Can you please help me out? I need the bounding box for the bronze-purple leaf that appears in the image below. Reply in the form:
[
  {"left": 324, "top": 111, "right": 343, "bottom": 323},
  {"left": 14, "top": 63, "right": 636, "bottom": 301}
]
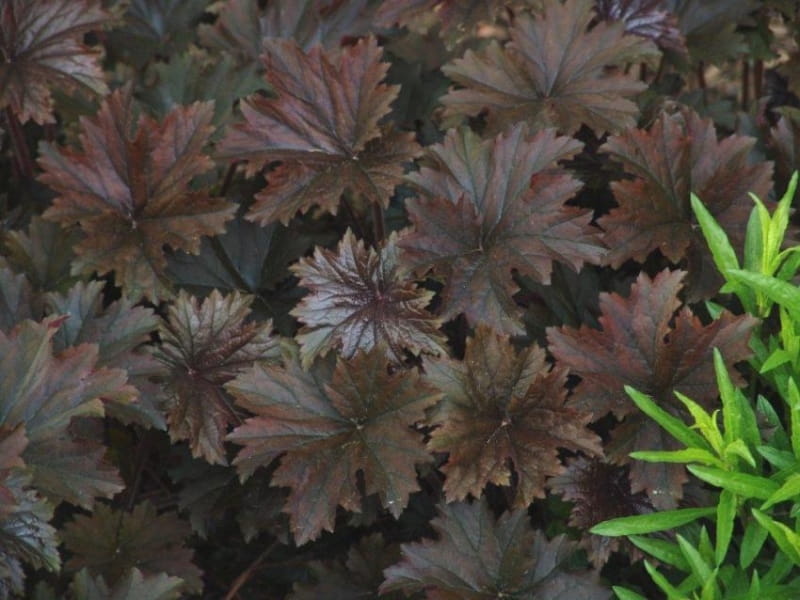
[
  {"left": 291, "top": 230, "right": 446, "bottom": 368},
  {"left": 39, "top": 87, "right": 236, "bottom": 300},
  {"left": 440, "top": 0, "right": 657, "bottom": 135},
  {"left": 0, "top": 0, "right": 110, "bottom": 124},
  {"left": 547, "top": 269, "right": 757, "bottom": 508},
  {"left": 217, "top": 36, "right": 420, "bottom": 225},
  {"left": 226, "top": 346, "right": 441, "bottom": 545},
  {"left": 399, "top": 124, "right": 604, "bottom": 334},
  {"left": 426, "top": 325, "right": 602, "bottom": 507}
]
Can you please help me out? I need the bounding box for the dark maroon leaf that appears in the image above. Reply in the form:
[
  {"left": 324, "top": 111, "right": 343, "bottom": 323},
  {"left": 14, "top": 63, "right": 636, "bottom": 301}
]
[
  {"left": 399, "top": 124, "right": 604, "bottom": 334},
  {"left": 226, "top": 345, "right": 441, "bottom": 544},
  {"left": 550, "top": 456, "right": 651, "bottom": 566},
  {"left": 440, "top": 0, "right": 657, "bottom": 135},
  {"left": 61, "top": 502, "right": 202, "bottom": 594},
  {"left": 217, "top": 36, "right": 420, "bottom": 225},
  {"left": 156, "top": 290, "right": 278, "bottom": 465},
  {"left": 598, "top": 105, "right": 773, "bottom": 273},
  {"left": 0, "top": 0, "right": 110, "bottom": 124},
  {"left": 547, "top": 269, "right": 757, "bottom": 507},
  {"left": 0, "top": 318, "right": 133, "bottom": 508},
  {"left": 426, "top": 326, "right": 602, "bottom": 507},
  {"left": 595, "top": 0, "right": 687, "bottom": 55},
  {"left": 381, "top": 499, "right": 611, "bottom": 599},
  {"left": 291, "top": 230, "right": 445, "bottom": 367},
  {"left": 39, "top": 87, "right": 236, "bottom": 300}
]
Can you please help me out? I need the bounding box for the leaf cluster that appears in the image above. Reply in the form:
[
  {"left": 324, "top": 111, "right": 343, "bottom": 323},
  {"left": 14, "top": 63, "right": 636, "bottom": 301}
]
[{"left": 1, "top": 0, "right": 799, "bottom": 597}]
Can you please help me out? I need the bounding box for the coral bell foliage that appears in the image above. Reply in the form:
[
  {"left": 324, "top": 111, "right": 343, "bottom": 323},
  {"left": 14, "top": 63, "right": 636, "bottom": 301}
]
[{"left": 1, "top": 0, "right": 799, "bottom": 597}]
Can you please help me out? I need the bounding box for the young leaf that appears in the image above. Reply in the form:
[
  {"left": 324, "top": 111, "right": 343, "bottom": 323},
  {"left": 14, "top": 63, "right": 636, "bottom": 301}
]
[
  {"left": 217, "top": 36, "right": 420, "bottom": 225},
  {"left": 156, "top": 290, "right": 278, "bottom": 465},
  {"left": 400, "top": 124, "right": 604, "bottom": 334},
  {"left": 440, "top": 0, "right": 656, "bottom": 135},
  {"left": 381, "top": 499, "right": 611, "bottom": 599},
  {"left": 290, "top": 230, "right": 445, "bottom": 367},
  {"left": 426, "top": 325, "right": 602, "bottom": 507},
  {"left": 0, "top": 0, "right": 110, "bottom": 124},
  {"left": 599, "top": 106, "right": 773, "bottom": 273},
  {"left": 39, "top": 87, "right": 236, "bottom": 300},
  {"left": 226, "top": 346, "right": 441, "bottom": 544},
  {"left": 61, "top": 502, "right": 202, "bottom": 593},
  {"left": 595, "top": 0, "right": 687, "bottom": 54},
  {"left": 548, "top": 269, "right": 756, "bottom": 507},
  {"left": 550, "top": 456, "right": 651, "bottom": 566}
]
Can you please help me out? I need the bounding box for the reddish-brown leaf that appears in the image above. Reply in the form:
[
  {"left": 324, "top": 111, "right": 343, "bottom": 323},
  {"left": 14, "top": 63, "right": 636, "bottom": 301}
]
[
  {"left": 550, "top": 456, "right": 650, "bottom": 566},
  {"left": 599, "top": 106, "right": 773, "bottom": 269},
  {"left": 218, "top": 36, "right": 420, "bottom": 225},
  {"left": 399, "top": 124, "right": 604, "bottom": 334},
  {"left": 156, "top": 290, "right": 278, "bottom": 465},
  {"left": 440, "top": 0, "right": 656, "bottom": 135},
  {"left": 426, "top": 326, "right": 602, "bottom": 507},
  {"left": 291, "top": 230, "right": 445, "bottom": 368},
  {"left": 39, "top": 87, "right": 236, "bottom": 300},
  {"left": 0, "top": 425, "right": 27, "bottom": 519},
  {"left": 381, "top": 499, "right": 611, "bottom": 599},
  {"left": 226, "top": 346, "right": 441, "bottom": 545},
  {"left": 0, "top": 0, "right": 110, "bottom": 124},
  {"left": 547, "top": 269, "right": 757, "bottom": 507}
]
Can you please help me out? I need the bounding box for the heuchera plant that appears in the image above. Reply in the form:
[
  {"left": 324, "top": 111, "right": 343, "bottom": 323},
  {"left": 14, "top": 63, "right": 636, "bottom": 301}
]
[{"left": 1, "top": 0, "right": 800, "bottom": 597}]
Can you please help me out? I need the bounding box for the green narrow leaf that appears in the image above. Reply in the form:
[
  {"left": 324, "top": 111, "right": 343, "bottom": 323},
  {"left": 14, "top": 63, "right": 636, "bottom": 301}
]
[
  {"left": 761, "top": 473, "right": 800, "bottom": 510},
  {"left": 643, "top": 560, "right": 685, "bottom": 599},
  {"left": 613, "top": 586, "right": 648, "bottom": 600},
  {"left": 740, "top": 517, "right": 769, "bottom": 569},
  {"left": 752, "top": 508, "right": 800, "bottom": 565},
  {"left": 625, "top": 386, "right": 709, "bottom": 451},
  {"left": 728, "top": 270, "right": 800, "bottom": 320},
  {"left": 743, "top": 199, "right": 764, "bottom": 275},
  {"left": 715, "top": 489, "right": 736, "bottom": 565},
  {"left": 591, "top": 507, "right": 716, "bottom": 536},
  {"left": 629, "top": 448, "right": 723, "bottom": 467},
  {"left": 687, "top": 465, "right": 779, "bottom": 500},
  {"left": 691, "top": 192, "right": 740, "bottom": 275},
  {"left": 628, "top": 535, "right": 689, "bottom": 570},
  {"left": 676, "top": 533, "right": 713, "bottom": 582},
  {"left": 787, "top": 378, "right": 800, "bottom": 458},
  {"left": 760, "top": 348, "right": 793, "bottom": 374},
  {"left": 675, "top": 391, "right": 724, "bottom": 453},
  {"left": 723, "top": 439, "right": 757, "bottom": 469},
  {"left": 766, "top": 171, "right": 798, "bottom": 272}
]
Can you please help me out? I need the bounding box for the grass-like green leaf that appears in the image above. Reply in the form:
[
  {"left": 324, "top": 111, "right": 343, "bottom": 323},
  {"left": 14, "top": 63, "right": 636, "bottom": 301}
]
[{"left": 591, "top": 507, "right": 715, "bottom": 536}]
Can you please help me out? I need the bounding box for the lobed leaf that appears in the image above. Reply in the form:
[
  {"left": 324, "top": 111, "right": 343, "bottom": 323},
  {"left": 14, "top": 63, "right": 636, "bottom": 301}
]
[
  {"left": 440, "top": 0, "right": 656, "bottom": 135},
  {"left": 218, "top": 36, "right": 420, "bottom": 225},
  {"left": 39, "top": 87, "right": 236, "bottom": 300},
  {"left": 0, "top": 0, "right": 110, "bottom": 124},
  {"left": 400, "top": 124, "right": 604, "bottom": 334},
  {"left": 291, "top": 230, "right": 445, "bottom": 367},
  {"left": 226, "top": 346, "right": 441, "bottom": 544},
  {"left": 156, "top": 290, "right": 278, "bottom": 465},
  {"left": 425, "top": 325, "right": 602, "bottom": 507},
  {"left": 381, "top": 499, "right": 611, "bottom": 599}
]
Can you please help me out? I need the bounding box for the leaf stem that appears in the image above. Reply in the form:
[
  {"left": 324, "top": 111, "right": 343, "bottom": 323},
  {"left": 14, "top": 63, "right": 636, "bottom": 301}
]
[
  {"left": 341, "top": 194, "right": 367, "bottom": 240},
  {"left": 223, "top": 541, "right": 278, "bottom": 600},
  {"left": 371, "top": 201, "right": 385, "bottom": 244},
  {"left": 4, "top": 107, "right": 35, "bottom": 179},
  {"left": 220, "top": 161, "right": 239, "bottom": 199}
]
